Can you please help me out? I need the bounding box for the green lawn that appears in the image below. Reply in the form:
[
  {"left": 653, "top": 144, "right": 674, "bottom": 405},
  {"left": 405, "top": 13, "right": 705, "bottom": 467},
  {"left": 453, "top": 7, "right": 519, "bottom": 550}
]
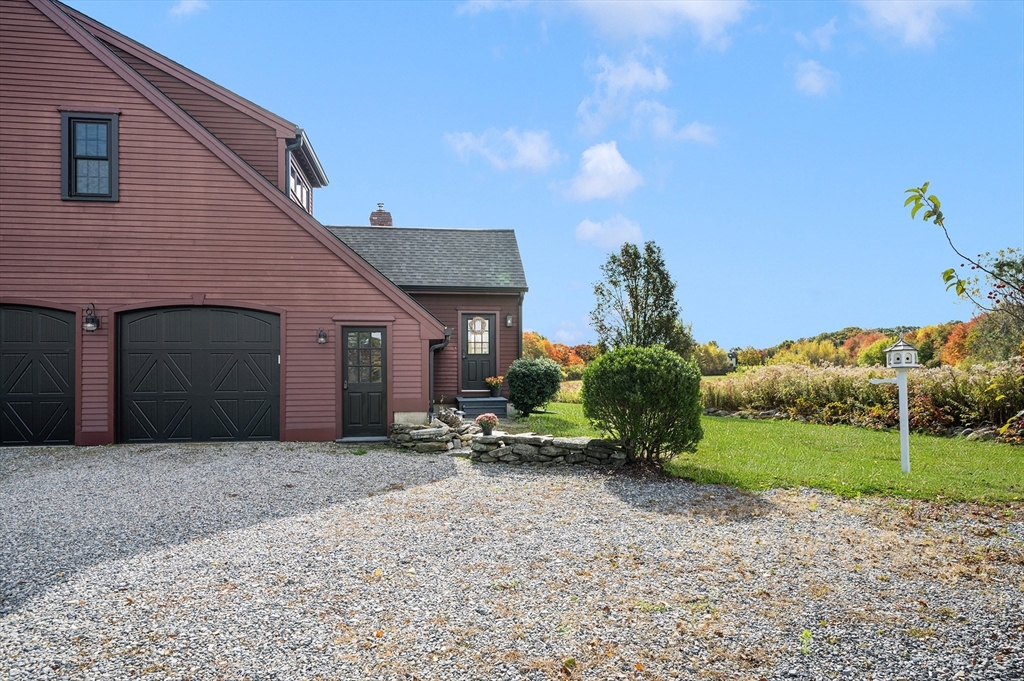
[{"left": 514, "top": 403, "right": 1022, "bottom": 503}]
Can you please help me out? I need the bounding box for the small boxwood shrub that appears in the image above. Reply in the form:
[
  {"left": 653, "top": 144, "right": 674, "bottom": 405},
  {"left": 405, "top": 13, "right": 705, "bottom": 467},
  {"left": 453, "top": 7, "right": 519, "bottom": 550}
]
[
  {"left": 507, "top": 357, "right": 563, "bottom": 417},
  {"left": 581, "top": 345, "right": 703, "bottom": 462}
]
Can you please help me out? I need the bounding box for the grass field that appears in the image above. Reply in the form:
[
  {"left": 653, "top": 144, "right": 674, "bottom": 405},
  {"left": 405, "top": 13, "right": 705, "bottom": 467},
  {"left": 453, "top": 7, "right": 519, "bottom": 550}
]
[{"left": 513, "top": 403, "right": 1022, "bottom": 504}]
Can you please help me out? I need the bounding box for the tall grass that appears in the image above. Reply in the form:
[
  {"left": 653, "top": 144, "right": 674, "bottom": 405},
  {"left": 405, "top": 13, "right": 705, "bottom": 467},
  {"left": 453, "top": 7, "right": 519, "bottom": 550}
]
[{"left": 701, "top": 360, "right": 1024, "bottom": 431}]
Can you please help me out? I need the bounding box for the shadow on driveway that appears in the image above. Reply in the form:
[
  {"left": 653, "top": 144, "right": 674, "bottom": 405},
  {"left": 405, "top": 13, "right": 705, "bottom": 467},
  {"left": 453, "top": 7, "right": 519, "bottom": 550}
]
[
  {"left": 0, "top": 441, "right": 456, "bottom": 615},
  {"left": 472, "top": 458, "right": 774, "bottom": 522}
]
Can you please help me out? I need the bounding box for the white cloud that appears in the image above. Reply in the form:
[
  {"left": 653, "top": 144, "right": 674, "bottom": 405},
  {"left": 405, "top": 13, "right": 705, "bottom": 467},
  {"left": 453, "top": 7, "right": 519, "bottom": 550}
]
[
  {"left": 856, "top": 0, "right": 969, "bottom": 48},
  {"left": 169, "top": 0, "right": 208, "bottom": 17},
  {"left": 572, "top": 0, "right": 751, "bottom": 46},
  {"left": 565, "top": 142, "right": 643, "bottom": 201},
  {"left": 795, "top": 60, "right": 839, "bottom": 97},
  {"left": 575, "top": 214, "right": 643, "bottom": 250},
  {"left": 578, "top": 54, "right": 669, "bottom": 135},
  {"left": 445, "top": 128, "right": 563, "bottom": 171},
  {"left": 633, "top": 100, "right": 715, "bottom": 143},
  {"left": 456, "top": 0, "right": 521, "bottom": 15},
  {"left": 457, "top": 1, "right": 750, "bottom": 46},
  {"left": 796, "top": 17, "right": 837, "bottom": 50}
]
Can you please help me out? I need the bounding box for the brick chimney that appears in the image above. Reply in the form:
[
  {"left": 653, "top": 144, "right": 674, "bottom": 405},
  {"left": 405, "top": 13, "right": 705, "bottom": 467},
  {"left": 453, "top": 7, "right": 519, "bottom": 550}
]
[{"left": 369, "top": 203, "right": 392, "bottom": 227}]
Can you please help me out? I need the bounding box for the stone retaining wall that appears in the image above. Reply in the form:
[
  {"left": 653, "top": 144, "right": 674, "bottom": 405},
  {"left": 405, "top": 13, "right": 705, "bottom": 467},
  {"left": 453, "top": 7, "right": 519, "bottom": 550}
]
[{"left": 389, "top": 421, "right": 626, "bottom": 466}]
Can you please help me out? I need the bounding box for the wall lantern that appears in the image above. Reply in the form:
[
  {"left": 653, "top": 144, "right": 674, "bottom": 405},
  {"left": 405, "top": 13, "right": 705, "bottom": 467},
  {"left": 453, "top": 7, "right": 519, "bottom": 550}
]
[
  {"left": 505, "top": 314, "right": 513, "bottom": 328},
  {"left": 869, "top": 334, "right": 920, "bottom": 473},
  {"left": 317, "top": 328, "right": 328, "bottom": 345},
  {"left": 82, "top": 303, "right": 100, "bottom": 332}
]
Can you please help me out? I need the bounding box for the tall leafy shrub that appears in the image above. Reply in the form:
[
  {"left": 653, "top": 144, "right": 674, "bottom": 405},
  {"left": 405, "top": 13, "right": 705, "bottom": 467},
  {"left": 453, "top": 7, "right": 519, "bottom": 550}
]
[
  {"left": 507, "top": 358, "right": 562, "bottom": 417},
  {"left": 582, "top": 346, "right": 703, "bottom": 462}
]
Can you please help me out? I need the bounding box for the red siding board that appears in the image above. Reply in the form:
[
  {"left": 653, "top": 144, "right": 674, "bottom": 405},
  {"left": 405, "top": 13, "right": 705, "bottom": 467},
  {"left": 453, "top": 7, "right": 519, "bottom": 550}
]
[
  {"left": 0, "top": 0, "right": 427, "bottom": 444},
  {"left": 102, "top": 43, "right": 281, "bottom": 187},
  {"left": 411, "top": 293, "right": 522, "bottom": 402}
]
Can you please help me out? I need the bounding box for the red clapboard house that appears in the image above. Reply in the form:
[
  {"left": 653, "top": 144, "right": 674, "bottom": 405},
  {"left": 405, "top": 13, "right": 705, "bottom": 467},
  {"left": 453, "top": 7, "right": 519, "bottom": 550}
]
[{"left": 0, "top": 0, "right": 527, "bottom": 446}]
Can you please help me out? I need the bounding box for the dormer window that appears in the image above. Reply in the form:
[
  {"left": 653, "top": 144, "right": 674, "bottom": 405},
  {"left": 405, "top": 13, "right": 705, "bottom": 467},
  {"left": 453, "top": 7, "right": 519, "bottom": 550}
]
[{"left": 289, "top": 161, "right": 311, "bottom": 213}]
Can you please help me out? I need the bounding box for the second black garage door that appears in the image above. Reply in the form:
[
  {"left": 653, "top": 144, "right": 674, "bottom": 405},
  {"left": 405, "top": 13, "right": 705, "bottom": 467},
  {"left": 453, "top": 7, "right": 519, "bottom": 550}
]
[{"left": 119, "top": 307, "right": 279, "bottom": 442}]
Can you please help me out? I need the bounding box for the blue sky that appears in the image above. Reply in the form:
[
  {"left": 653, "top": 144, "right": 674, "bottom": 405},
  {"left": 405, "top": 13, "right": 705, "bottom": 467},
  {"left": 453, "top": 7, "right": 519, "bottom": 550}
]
[{"left": 66, "top": 0, "right": 1024, "bottom": 349}]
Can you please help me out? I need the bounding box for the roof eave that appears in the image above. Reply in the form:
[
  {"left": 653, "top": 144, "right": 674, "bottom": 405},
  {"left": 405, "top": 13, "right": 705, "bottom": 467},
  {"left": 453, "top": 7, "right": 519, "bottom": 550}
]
[
  {"left": 291, "top": 129, "right": 329, "bottom": 187},
  {"left": 401, "top": 285, "right": 529, "bottom": 294}
]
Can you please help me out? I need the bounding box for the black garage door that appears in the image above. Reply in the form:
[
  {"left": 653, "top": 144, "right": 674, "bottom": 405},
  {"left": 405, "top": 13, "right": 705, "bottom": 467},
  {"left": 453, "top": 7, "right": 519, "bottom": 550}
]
[
  {"left": 119, "top": 307, "right": 279, "bottom": 442},
  {"left": 1, "top": 306, "right": 76, "bottom": 446}
]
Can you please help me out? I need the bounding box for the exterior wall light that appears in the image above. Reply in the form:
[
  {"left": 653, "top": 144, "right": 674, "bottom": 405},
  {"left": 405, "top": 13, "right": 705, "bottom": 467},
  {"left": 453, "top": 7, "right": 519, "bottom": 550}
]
[
  {"left": 82, "top": 303, "right": 100, "bottom": 332},
  {"left": 505, "top": 314, "right": 513, "bottom": 327},
  {"left": 869, "top": 334, "right": 920, "bottom": 473},
  {"left": 317, "top": 328, "right": 328, "bottom": 345}
]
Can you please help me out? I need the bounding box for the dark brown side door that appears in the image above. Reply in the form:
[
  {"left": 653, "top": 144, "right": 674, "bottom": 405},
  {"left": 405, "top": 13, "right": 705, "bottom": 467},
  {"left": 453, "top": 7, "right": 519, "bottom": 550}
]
[
  {"left": 118, "top": 307, "right": 279, "bottom": 442},
  {"left": 461, "top": 313, "right": 495, "bottom": 392},
  {"left": 342, "top": 327, "right": 386, "bottom": 437},
  {"left": 0, "top": 306, "right": 76, "bottom": 446}
]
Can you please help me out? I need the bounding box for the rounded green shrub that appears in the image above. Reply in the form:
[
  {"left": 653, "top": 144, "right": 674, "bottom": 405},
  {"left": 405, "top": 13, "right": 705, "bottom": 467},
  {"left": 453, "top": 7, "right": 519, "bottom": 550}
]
[
  {"left": 507, "top": 357, "right": 562, "bottom": 417},
  {"left": 581, "top": 345, "right": 703, "bottom": 462}
]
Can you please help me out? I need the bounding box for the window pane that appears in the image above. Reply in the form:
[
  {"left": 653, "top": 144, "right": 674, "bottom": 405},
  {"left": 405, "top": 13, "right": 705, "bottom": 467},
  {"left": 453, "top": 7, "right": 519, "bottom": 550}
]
[
  {"left": 371, "top": 349, "right": 381, "bottom": 366},
  {"left": 359, "top": 332, "right": 370, "bottom": 348},
  {"left": 76, "top": 159, "right": 109, "bottom": 195},
  {"left": 348, "top": 366, "right": 359, "bottom": 382},
  {"left": 371, "top": 366, "right": 381, "bottom": 383},
  {"left": 347, "top": 349, "right": 358, "bottom": 366},
  {"left": 347, "top": 332, "right": 358, "bottom": 349},
  {"left": 360, "top": 367, "right": 371, "bottom": 383},
  {"left": 359, "top": 349, "right": 370, "bottom": 365},
  {"left": 74, "top": 122, "right": 106, "bottom": 157},
  {"left": 371, "top": 332, "right": 382, "bottom": 347}
]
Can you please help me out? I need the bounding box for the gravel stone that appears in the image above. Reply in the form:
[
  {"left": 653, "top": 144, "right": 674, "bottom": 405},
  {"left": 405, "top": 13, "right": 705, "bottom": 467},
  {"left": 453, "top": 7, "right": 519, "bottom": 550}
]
[{"left": 2, "top": 441, "right": 1021, "bottom": 680}]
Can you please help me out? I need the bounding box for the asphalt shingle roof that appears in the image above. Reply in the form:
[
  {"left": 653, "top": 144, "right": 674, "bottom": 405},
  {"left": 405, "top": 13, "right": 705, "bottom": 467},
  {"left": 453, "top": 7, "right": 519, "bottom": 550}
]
[{"left": 327, "top": 226, "right": 528, "bottom": 292}]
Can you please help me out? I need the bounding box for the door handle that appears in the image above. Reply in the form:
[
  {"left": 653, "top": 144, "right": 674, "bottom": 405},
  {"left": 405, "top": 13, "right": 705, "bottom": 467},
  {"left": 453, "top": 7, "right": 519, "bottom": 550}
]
[{"left": 343, "top": 380, "right": 348, "bottom": 390}]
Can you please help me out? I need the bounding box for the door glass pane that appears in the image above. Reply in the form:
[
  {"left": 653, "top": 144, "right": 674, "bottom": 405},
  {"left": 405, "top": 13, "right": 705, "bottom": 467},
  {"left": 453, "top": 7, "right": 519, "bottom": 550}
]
[
  {"left": 348, "top": 366, "right": 359, "bottom": 382},
  {"left": 371, "top": 349, "right": 381, "bottom": 365},
  {"left": 371, "top": 366, "right": 381, "bottom": 383},
  {"left": 467, "top": 316, "right": 489, "bottom": 355},
  {"left": 359, "top": 332, "right": 371, "bottom": 348},
  {"left": 360, "top": 367, "right": 371, "bottom": 383},
  {"left": 347, "top": 332, "right": 358, "bottom": 349},
  {"left": 347, "top": 349, "right": 358, "bottom": 366},
  {"left": 359, "top": 349, "right": 370, "bottom": 365},
  {"left": 371, "top": 332, "right": 382, "bottom": 347}
]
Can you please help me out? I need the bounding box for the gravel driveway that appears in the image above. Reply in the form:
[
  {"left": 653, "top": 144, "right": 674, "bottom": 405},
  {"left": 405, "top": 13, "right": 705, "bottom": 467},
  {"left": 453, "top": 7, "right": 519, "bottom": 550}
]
[{"left": 2, "top": 442, "right": 1021, "bottom": 681}]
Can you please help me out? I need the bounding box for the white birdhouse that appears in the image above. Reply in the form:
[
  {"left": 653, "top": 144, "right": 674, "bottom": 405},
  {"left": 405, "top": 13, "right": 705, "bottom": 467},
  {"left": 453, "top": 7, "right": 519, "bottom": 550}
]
[{"left": 885, "top": 335, "right": 919, "bottom": 369}]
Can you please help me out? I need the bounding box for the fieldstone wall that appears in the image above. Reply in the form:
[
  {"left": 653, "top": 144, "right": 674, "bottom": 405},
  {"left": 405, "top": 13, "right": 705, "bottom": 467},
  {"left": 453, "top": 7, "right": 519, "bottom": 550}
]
[
  {"left": 468, "top": 432, "right": 626, "bottom": 466},
  {"left": 390, "top": 420, "right": 480, "bottom": 453},
  {"left": 389, "top": 420, "right": 627, "bottom": 467}
]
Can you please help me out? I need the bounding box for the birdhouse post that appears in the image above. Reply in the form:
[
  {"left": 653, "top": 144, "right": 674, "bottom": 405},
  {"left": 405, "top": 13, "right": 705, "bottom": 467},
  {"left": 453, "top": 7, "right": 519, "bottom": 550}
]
[{"left": 869, "top": 336, "right": 920, "bottom": 473}]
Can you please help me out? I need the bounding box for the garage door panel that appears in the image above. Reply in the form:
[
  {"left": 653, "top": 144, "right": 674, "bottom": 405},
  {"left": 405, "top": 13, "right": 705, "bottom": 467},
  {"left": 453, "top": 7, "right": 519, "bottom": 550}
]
[
  {"left": 38, "top": 313, "right": 71, "bottom": 344},
  {"left": 127, "top": 313, "right": 159, "bottom": 343},
  {"left": 1, "top": 306, "right": 76, "bottom": 446},
  {"left": 119, "top": 307, "right": 279, "bottom": 443},
  {"left": 245, "top": 400, "right": 273, "bottom": 439},
  {"left": 166, "top": 402, "right": 192, "bottom": 440},
  {"left": 3, "top": 355, "right": 31, "bottom": 394},
  {"left": 211, "top": 310, "right": 237, "bottom": 342}
]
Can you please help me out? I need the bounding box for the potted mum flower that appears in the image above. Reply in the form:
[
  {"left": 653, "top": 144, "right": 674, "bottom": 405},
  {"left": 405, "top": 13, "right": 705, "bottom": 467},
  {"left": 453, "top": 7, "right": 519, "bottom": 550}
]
[
  {"left": 475, "top": 412, "right": 499, "bottom": 436},
  {"left": 484, "top": 375, "right": 504, "bottom": 397}
]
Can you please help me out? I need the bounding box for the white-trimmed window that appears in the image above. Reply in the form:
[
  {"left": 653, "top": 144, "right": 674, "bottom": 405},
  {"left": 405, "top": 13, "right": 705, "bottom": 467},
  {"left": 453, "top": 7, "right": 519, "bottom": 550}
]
[{"left": 289, "top": 161, "right": 311, "bottom": 213}]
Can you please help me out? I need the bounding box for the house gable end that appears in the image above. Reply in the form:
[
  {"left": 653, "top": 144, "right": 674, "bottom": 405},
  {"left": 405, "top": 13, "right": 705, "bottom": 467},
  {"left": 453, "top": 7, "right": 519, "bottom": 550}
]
[{"left": 30, "top": 0, "right": 445, "bottom": 340}]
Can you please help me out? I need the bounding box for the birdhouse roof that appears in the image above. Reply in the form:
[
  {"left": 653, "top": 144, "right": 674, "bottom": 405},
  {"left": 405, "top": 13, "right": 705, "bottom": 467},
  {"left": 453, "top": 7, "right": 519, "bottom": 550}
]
[{"left": 885, "top": 337, "right": 918, "bottom": 353}]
